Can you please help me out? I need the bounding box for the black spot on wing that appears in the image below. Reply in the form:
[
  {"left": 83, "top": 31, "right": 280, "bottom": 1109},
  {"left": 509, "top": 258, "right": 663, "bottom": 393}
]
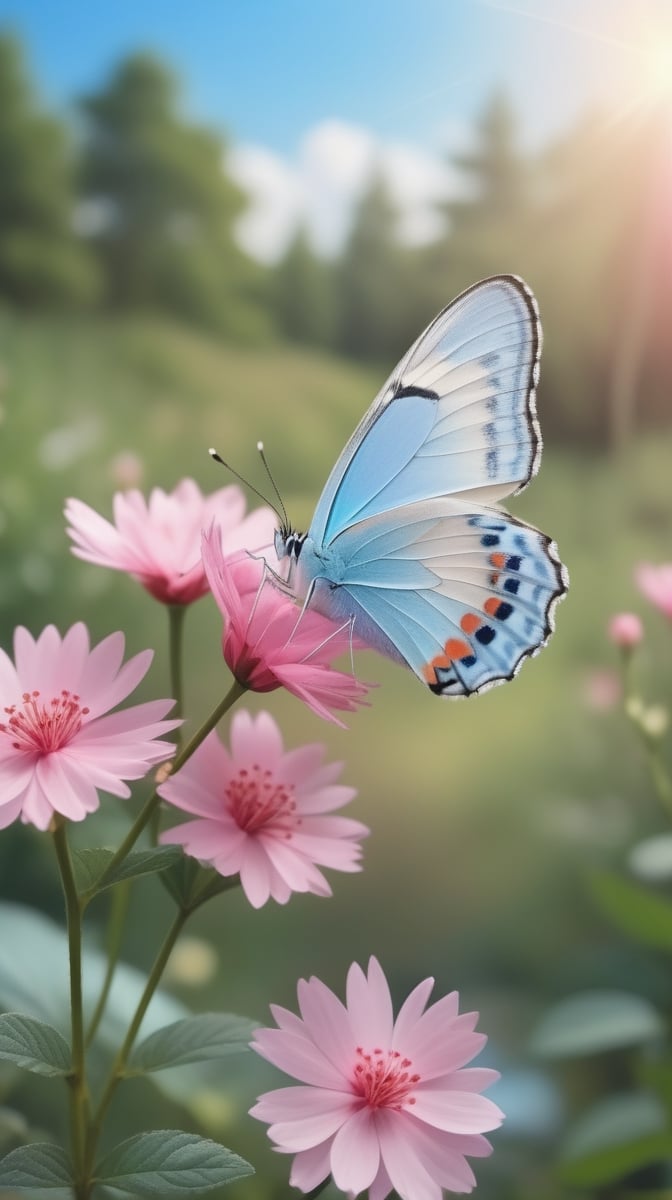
[{"left": 391, "top": 383, "right": 439, "bottom": 401}]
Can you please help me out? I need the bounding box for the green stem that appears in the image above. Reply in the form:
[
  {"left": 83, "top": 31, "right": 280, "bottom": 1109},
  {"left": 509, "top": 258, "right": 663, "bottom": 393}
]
[
  {"left": 643, "top": 735, "right": 672, "bottom": 818},
  {"left": 84, "top": 882, "right": 131, "bottom": 1048},
  {"left": 620, "top": 648, "right": 672, "bottom": 820},
  {"left": 150, "top": 606, "right": 188, "bottom": 846},
  {"left": 168, "top": 605, "right": 186, "bottom": 735},
  {"left": 92, "top": 678, "right": 248, "bottom": 894},
  {"left": 85, "top": 907, "right": 189, "bottom": 1174},
  {"left": 52, "top": 821, "right": 89, "bottom": 1192}
]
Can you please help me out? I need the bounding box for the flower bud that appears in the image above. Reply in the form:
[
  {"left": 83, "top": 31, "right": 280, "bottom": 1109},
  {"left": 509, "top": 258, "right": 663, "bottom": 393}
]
[{"left": 608, "top": 612, "right": 643, "bottom": 648}]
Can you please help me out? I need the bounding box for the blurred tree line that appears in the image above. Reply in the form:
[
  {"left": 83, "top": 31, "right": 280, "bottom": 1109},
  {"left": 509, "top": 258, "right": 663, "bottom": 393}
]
[{"left": 1, "top": 30, "right": 671, "bottom": 446}]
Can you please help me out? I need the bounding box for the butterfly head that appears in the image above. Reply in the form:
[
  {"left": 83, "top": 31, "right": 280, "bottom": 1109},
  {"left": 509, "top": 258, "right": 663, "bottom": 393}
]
[{"left": 274, "top": 526, "right": 305, "bottom": 563}]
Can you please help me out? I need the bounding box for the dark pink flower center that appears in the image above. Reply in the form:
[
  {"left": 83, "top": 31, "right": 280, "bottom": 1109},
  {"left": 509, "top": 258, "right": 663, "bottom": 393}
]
[
  {"left": 225, "top": 765, "right": 296, "bottom": 836},
  {"left": 352, "top": 1047, "right": 421, "bottom": 1110},
  {"left": 0, "top": 690, "right": 89, "bottom": 754}
]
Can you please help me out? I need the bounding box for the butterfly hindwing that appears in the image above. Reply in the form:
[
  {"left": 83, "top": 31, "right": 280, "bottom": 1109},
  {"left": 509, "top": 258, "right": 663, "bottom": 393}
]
[
  {"left": 309, "top": 276, "right": 541, "bottom": 548},
  {"left": 304, "top": 499, "right": 566, "bottom": 697}
]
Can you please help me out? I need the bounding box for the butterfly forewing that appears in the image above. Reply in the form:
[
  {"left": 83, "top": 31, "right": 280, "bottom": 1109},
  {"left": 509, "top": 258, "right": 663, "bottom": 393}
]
[{"left": 309, "top": 276, "right": 541, "bottom": 548}]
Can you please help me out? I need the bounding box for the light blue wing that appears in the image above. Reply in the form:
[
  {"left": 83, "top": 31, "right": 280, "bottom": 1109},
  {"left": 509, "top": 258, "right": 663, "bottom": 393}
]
[
  {"left": 308, "top": 275, "right": 541, "bottom": 548},
  {"left": 304, "top": 499, "right": 567, "bottom": 697}
]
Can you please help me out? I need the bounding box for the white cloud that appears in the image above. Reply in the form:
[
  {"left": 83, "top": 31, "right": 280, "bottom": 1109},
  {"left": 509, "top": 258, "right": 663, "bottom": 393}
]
[{"left": 227, "top": 118, "right": 465, "bottom": 264}]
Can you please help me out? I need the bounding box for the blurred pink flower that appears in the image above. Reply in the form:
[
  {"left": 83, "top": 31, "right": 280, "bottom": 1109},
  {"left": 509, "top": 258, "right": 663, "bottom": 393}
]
[
  {"left": 159, "top": 709, "right": 368, "bottom": 908},
  {"left": 0, "top": 623, "right": 179, "bottom": 831},
  {"left": 65, "top": 480, "right": 276, "bottom": 606},
  {"left": 582, "top": 668, "right": 621, "bottom": 712},
  {"left": 202, "top": 526, "right": 370, "bottom": 725},
  {"left": 608, "top": 612, "right": 643, "bottom": 649},
  {"left": 251, "top": 956, "right": 502, "bottom": 1199},
  {"left": 635, "top": 563, "right": 672, "bottom": 621}
]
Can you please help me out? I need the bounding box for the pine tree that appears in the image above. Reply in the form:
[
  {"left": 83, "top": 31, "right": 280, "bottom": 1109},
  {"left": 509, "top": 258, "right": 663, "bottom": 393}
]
[
  {"left": 79, "top": 54, "right": 262, "bottom": 336},
  {"left": 0, "top": 35, "right": 98, "bottom": 306},
  {"left": 272, "top": 227, "right": 336, "bottom": 348},
  {"left": 337, "top": 172, "right": 426, "bottom": 361},
  {"left": 447, "top": 89, "right": 529, "bottom": 231}
]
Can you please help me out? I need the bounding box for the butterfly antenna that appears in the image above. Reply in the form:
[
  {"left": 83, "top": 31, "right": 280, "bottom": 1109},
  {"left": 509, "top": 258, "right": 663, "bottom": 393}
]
[
  {"left": 208, "top": 446, "right": 284, "bottom": 524},
  {"left": 257, "top": 441, "right": 289, "bottom": 531}
]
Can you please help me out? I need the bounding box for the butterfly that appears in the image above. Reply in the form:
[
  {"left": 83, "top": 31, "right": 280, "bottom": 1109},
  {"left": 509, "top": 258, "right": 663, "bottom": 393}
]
[{"left": 274, "top": 275, "right": 568, "bottom": 697}]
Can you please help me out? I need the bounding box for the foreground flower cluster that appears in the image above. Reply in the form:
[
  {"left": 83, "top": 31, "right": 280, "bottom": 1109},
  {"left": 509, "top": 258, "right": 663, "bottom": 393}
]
[{"left": 0, "top": 477, "right": 503, "bottom": 1200}]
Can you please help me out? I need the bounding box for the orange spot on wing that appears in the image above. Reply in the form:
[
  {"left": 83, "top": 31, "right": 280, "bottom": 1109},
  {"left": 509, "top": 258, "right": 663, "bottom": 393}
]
[
  {"left": 460, "top": 612, "right": 480, "bottom": 635},
  {"left": 490, "top": 552, "right": 506, "bottom": 569},
  {"left": 423, "top": 650, "right": 451, "bottom": 684},
  {"left": 484, "top": 597, "right": 501, "bottom": 617},
  {"left": 445, "top": 638, "right": 471, "bottom": 661}
]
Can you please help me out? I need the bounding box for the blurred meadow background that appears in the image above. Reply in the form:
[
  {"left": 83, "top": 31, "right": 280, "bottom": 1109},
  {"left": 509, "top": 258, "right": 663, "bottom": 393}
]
[{"left": 1, "top": 1, "right": 672, "bottom": 1197}]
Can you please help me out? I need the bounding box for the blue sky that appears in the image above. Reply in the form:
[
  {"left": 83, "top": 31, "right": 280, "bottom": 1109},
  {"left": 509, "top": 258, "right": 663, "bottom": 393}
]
[
  {"left": 1, "top": 0, "right": 668, "bottom": 260},
  {"left": 0, "top": 0, "right": 657, "bottom": 150}
]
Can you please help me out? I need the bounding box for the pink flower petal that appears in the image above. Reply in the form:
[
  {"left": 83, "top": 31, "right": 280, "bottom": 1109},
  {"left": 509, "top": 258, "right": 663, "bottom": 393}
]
[
  {"left": 230, "top": 710, "right": 284, "bottom": 768},
  {"left": 0, "top": 794, "right": 26, "bottom": 830},
  {"left": 398, "top": 1114, "right": 478, "bottom": 1193},
  {"left": 346, "top": 958, "right": 394, "bottom": 1049},
  {"left": 411, "top": 1089, "right": 504, "bottom": 1134},
  {"left": 288, "top": 1142, "right": 333, "bottom": 1193},
  {"left": 403, "top": 1007, "right": 484, "bottom": 1078},
  {"left": 330, "top": 1106, "right": 380, "bottom": 1193},
  {"left": 238, "top": 837, "right": 275, "bottom": 908},
  {"left": 368, "top": 1160, "right": 395, "bottom": 1200},
  {"left": 393, "top": 978, "right": 437, "bottom": 1044},
  {"left": 36, "top": 755, "right": 100, "bottom": 822},
  {"left": 251, "top": 1085, "right": 353, "bottom": 1125},
  {"left": 251, "top": 1028, "right": 347, "bottom": 1090},
  {"left": 377, "top": 1109, "right": 443, "bottom": 1200},
  {"left": 295, "top": 978, "right": 355, "bottom": 1073}
]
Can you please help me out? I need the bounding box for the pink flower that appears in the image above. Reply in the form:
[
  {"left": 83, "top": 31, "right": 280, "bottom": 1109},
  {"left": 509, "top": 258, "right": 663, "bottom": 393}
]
[
  {"left": 581, "top": 668, "right": 621, "bottom": 712},
  {"left": 250, "top": 957, "right": 502, "bottom": 1199},
  {"left": 0, "top": 623, "right": 179, "bottom": 831},
  {"left": 608, "top": 612, "right": 644, "bottom": 649},
  {"left": 65, "top": 480, "right": 276, "bottom": 606},
  {"left": 202, "top": 527, "right": 370, "bottom": 725},
  {"left": 635, "top": 563, "right": 672, "bottom": 621},
  {"left": 159, "top": 709, "right": 368, "bottom": 908}
]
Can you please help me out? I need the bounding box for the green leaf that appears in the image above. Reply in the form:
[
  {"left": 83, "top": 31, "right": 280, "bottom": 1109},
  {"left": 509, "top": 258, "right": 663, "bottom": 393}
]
[
  {"left": 530, "top": 990, "right": 665, "bottom": 1058},
  {"left": 128, "top": 1013, "right": 255, "bottom": 1075},
  {"left": 559, "top": 1092, "right": 672, "bottom": 1186},
  {"left": 0, "top": 1142, "right": 73, "bottom": 1193},
  {"left": 160, "top": 855, "right": 204, "bottom": 907},
  {"left": 590, "top": 869, "right": 672, "bottom": 952},
  {"left": 72, "top": 846, "right": 183, "bottom": 898},
  {"left": 0, "top": 1013, "right": 70, "bottom": 1076},
  {"left": 629, "top": 834, "right": 672, "bottom": 883},
  {"left": 95, "top": 1130, "right": 254, "bottom": 1195}
]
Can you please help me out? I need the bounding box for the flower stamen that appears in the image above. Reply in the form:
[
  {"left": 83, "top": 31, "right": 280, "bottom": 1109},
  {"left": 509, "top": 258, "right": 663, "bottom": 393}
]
[
  {"left": 352, "top": 1046, "right": 421, "bottom": 1110},
  {"left": 0, "top": 690, "right": 90, "bottom": 754},
  {"left": 225, "top": 765, "right": 296, "bottom": 837}
]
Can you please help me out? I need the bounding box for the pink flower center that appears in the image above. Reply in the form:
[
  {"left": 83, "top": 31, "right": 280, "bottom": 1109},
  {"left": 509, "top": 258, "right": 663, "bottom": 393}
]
[
  {"left": 0, "top": 690, "right": 90, "bottom": 754},
  {"left": 352, "top": 1047, "right": 421, "bottom": 1110},
  {"left": 225, "top": 765, "right": 297, "bottom": 836}
]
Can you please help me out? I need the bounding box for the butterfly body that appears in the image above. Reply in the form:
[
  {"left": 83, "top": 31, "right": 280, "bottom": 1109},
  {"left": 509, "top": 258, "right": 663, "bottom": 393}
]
[{"left": 275, "top": 275, "right": 567, "bottom": 698}]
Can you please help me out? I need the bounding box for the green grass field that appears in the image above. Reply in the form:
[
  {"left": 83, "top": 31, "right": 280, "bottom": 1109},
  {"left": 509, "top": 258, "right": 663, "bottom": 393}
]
[{"left": 1, "top": 311, "right": 671, "bottom": 1197}]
